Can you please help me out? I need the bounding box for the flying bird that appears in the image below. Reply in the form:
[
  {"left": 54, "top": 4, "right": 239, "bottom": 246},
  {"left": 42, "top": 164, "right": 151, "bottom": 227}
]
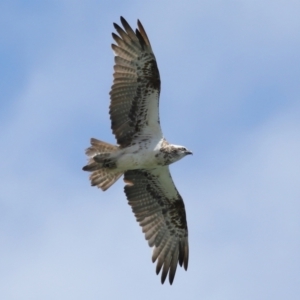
[{"left": 83, "top": 17, "right": 192, "bottom": 284}]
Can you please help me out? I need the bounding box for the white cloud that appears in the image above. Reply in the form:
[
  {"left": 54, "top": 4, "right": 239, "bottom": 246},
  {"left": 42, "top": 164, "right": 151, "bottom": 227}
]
[{"left": 1, "top": 1, "right": 299, "bottom": 299}]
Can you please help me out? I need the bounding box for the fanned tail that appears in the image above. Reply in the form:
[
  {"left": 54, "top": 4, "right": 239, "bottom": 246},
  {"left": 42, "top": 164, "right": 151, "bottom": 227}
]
[{"left": 83, "top": 138, "right": 123, "bottom": 191}]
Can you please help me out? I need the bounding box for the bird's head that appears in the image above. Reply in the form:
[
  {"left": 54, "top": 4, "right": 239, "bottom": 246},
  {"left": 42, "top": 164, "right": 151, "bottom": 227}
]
[{"left": 172, "top": 145, "right": 193, "bottom": 161}]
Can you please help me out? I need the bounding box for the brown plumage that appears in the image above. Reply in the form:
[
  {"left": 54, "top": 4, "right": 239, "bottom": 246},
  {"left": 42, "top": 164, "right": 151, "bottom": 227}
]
[
  {"left": 124, "top": 168, "right": 188, "bottom": 284},
  {"left": 83, "top": 17, "right": 191, "bottom": 285},
  {"left": 110, "top": 17, "right": 161, "bottom": 147}
]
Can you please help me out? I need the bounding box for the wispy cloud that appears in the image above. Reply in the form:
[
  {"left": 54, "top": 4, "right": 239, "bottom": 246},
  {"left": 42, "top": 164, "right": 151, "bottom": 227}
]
[{"left": 1, "top": 1, "right": 299, "bottom": 299}]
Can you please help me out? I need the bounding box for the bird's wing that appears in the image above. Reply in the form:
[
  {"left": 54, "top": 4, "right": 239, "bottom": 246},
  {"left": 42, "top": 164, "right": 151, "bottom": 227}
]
[
  {"left": 110, "top": 17, "right": 162, "bottom": 147},
  {"left": 124, "top": 167, "right": 189, "bottom": 284}
]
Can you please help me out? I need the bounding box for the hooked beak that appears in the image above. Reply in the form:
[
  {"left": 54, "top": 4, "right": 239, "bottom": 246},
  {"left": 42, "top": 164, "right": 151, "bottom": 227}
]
[{"left": 186, "top": 150, "right": 193, "bottom": 155}]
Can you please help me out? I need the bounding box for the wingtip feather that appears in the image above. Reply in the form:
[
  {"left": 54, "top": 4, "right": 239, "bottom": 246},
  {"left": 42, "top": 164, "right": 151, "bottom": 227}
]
[{"left": 137, "top": 19, "right": 151, "bottom": 47}]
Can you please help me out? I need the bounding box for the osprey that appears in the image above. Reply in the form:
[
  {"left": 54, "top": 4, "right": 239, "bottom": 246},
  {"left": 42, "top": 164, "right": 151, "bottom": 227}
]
[{"left": 83, "top": 17, "right": 192, "bottom": 285}]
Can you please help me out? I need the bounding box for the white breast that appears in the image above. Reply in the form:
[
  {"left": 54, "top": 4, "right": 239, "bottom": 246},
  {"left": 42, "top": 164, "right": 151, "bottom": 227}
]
[{"left": 117, "top": 137, "right": 163, "bottom": 170}]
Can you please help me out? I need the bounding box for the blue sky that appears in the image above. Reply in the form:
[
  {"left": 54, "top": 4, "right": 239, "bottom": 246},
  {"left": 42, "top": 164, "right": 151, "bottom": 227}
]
[{"left": 1, "top": 0, "right": 300, "bottom": 299}]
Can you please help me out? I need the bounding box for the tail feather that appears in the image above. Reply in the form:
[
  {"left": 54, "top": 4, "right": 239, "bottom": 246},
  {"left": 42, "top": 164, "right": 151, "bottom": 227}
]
[
  {"left": 83, "top": 138, "right": 123, "bottom": 191},
  {"left": 82, "top": 161, "right": 100, "bottom": 172},
  {"left": 85, "top": 138, "right": 118, "bottom": 157},
  {"left": 90, "top": 169, "right": 123, "bottom": 191}
]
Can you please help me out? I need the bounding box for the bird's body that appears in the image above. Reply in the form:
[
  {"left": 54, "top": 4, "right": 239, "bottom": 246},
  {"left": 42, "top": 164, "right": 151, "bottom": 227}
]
[
  {"left": 83, "top": 17, "right": 192, "bottom": 285},
  {"left": 104, "top": 137, "right": 163, "bottom": 170},
  {"left": 93, "top": 137, "right": 190, "bottom": 170}
]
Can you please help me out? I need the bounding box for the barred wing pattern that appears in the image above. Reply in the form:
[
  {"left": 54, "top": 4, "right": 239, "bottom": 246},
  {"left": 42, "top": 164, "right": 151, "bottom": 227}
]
[
  {"left": 124, "top": 167, "right": 189, "bottom": 284},
  {"left": 110, "top": 17, "right": 162, "bottom": 147}
]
